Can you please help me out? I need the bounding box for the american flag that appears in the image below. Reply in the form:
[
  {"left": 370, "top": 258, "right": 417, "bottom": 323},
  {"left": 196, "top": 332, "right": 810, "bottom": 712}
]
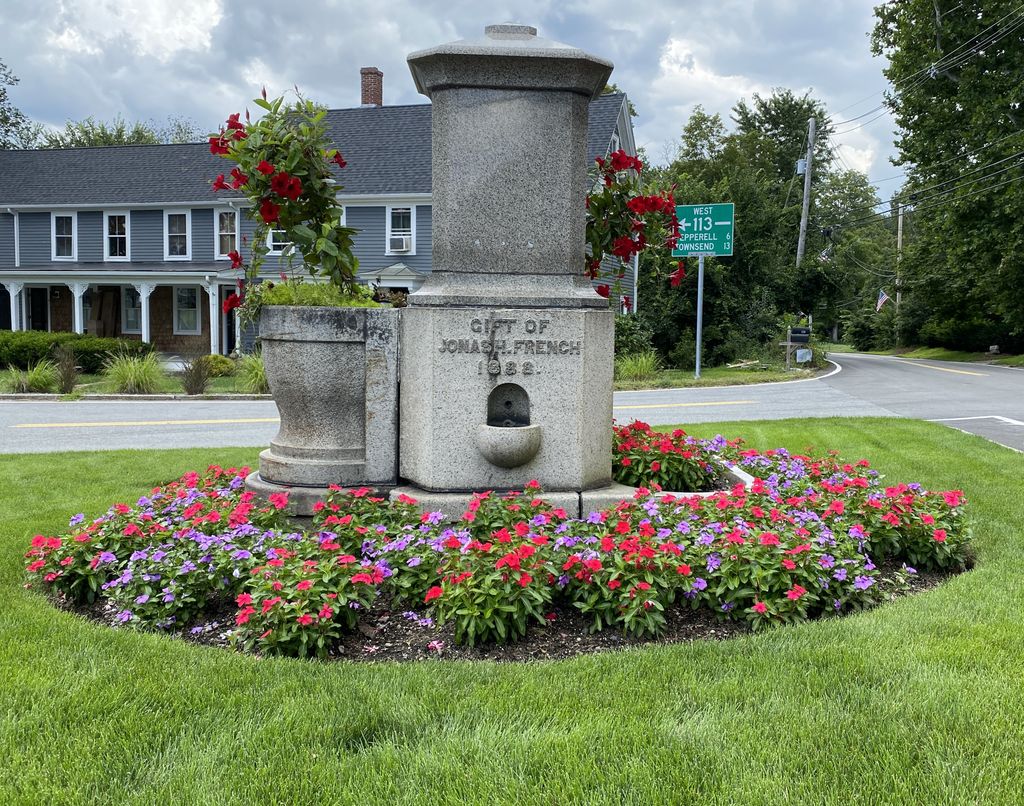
[{"left": 876, "top": 288, "right": 890, "bottom": 312}]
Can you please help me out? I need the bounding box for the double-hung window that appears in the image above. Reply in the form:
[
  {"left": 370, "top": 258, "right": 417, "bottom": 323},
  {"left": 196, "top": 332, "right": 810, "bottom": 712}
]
[
  {"left": 164, "top": 210, "right": 191, "bottom": 260},
  {"left": 51, "top": 212, "right": 77, "bottom": 261},
  {"left": 104, "top": 211, "right": 130, "bottom": 261},
  {"left": 173, "top": 286, "right": 201, "bottom": 335},
  {"left": 386, "top": 206, "right": 415, "bottom": 255},
  {"left": 216, "top": 209, "right": 238, "bottom": 259},
  {"left": 267, "top": 229, "right": 292, "bottom": 256},
  {"left": 122, "top": 287, "right": 141, "bottom": 334}
]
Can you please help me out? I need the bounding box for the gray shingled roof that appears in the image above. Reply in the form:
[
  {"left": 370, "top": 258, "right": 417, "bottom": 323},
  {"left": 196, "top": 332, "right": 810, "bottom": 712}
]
[{"left": 0, "top": 93, "right": 627, "bottom": 206}]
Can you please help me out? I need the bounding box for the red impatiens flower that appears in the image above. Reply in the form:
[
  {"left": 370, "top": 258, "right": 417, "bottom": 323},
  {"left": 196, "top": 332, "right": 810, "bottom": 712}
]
[
  {"left": 933, "top": 529, "right": 948, "bottom": 543},
  {"left": 608, "top": 579, "right": 622, "bottom": 590},
  {"left": 753, "top": 601, "right": 767, "bottom": 614},
  {"left": 296, "top": 579, "right": 312, "bottom": 591},
  {"left": 424, "top": 585, "right": 444, "bottom": 603},
  {"left": 259, "top": 198, "right": 280, "bottom": 223},
  {"left": 786, "top": 584, "right": 807, "bottom": 601},
  {"left": 318, "top": 605, "right": 334, "bottom": 620},
  {"left": 235, "top": 593, "right": 252, "bottom": 606},
  {"left": 267, "top": 492, "right": 289, "bottom": 510},
  {"left": 256, "top": 160, "right": 275, "bottom": 175},
  {"left": 212, "top": 174, "right": 230, "bottom": 192},
  {"left": 781, "top": 558, "right": 797, "bottom": 570},
  {"left": 518, "top": 573, "right": 532, "bottom": 587},
  {"left": 296, "top": 613, "right": 314, "bottom": 626},
  {"left": 759, "top": 532, "right": 780, "bottom": 546}
]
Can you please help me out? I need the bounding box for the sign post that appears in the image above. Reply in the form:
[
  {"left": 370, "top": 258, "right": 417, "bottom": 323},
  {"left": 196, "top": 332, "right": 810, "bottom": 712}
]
[{"left": 672, "top": 203, "right": 735, "bottom": 379}]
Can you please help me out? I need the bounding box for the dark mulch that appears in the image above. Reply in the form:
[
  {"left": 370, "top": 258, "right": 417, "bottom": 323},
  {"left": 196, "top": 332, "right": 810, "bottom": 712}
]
[{"left": 50, "top": 561, "right": 964, "bottom": 664}]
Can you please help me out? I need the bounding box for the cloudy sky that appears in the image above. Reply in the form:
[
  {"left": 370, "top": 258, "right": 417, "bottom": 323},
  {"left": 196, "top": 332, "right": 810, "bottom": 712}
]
[{"left": 1, "top": 0, "right": 901, "bottom": 185}]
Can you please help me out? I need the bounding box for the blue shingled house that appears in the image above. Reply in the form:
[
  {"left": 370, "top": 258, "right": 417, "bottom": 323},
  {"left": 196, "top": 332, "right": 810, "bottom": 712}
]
[{"left": 0, "top": 72, "right": 636, "bottom": 356}]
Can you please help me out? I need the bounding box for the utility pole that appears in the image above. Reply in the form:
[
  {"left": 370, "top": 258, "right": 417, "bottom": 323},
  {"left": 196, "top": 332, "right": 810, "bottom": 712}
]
[
  {"left": 795, "top": 116, "right": 816, "bottom": 267},
  {"left": 896, "top": 204, "right": 904, "bottom": 310}
]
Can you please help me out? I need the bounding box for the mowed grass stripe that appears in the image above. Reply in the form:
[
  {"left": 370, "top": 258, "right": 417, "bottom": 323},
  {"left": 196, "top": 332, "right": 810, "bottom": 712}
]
[{"left": 1, "top": 420, "right": 1022, "bottom": 804}]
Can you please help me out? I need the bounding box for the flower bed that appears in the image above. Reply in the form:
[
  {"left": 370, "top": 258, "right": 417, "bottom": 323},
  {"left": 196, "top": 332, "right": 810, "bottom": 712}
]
[{"left": 25, "top": 438, "right": 971, "bottom": 661}]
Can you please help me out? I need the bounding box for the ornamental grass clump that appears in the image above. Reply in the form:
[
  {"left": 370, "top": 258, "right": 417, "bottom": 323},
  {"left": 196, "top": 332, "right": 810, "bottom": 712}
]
[
  {"left": 180, "top": 357, "right": 211, "bottom": 396},
  {"left": 53, "top": 344, "right": 79, "bottom": 394},
  {"left": 103, "top": 351, "right": 164, "bottom": 394},
  {"left": 5, "top": 359, "right": 58, "bottom": 393},
  {"left": 237, "top": 352, "right": 269, "bottom": 394},
  {"left": 25, "top": 439, "right": 973, "bottom": 657},
  {"left": 613, "top": 350, "right": 661, "bottom": 382}
]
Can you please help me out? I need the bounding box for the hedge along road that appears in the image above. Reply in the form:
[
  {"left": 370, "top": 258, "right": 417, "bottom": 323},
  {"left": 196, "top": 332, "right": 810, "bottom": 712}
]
[{"left": 1, "top": 352, "right": 1022, "bottom": 453}]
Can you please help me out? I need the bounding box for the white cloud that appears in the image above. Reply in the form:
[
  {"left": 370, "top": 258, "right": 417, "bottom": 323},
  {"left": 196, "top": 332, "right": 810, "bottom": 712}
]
[{"left": 46, "top": 0, "right": 223, "bottom": 63}]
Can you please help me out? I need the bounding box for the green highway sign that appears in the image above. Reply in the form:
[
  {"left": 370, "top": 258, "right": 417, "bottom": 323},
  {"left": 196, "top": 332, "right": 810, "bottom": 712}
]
[{"left": 672, "top": 203, "right": 734, "bottom": 257}]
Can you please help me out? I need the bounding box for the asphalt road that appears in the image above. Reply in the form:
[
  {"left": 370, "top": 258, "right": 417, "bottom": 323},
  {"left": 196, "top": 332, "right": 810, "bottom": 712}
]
[{"left": 1, "top": 353, "right": 1021, "bottom": 454}]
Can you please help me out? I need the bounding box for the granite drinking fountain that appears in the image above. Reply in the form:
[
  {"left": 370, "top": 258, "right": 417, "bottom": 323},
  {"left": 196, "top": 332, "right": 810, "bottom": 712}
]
[{"left": 390, "top": 23, "right": 623, "bottom": 515}]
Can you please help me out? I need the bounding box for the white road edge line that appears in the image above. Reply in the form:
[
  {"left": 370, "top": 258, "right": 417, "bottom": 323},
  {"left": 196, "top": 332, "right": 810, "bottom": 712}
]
[
  {"left": 614, "top": 359, "right": 842, "bottom": 396},
  {"left": 927, "top": 415, "right": 1024, "bottom": 426}
]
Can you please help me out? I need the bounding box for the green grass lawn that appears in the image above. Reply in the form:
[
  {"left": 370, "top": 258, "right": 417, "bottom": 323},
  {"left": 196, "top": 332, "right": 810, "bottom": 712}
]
[
  {"left": 614, "top": 364, "right": 817, "bottom": 390},
  {"left": 860, "top": 346, "right": 1024, "bottom": 367},
  {"left": 2, "top": 419, "right": 1023, "bottom": 803}
]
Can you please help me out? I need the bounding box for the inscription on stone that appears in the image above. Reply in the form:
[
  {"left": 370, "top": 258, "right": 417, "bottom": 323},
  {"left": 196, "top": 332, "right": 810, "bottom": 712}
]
[{"left": 437, "top": 316, "right": 584, "bottom": 377}]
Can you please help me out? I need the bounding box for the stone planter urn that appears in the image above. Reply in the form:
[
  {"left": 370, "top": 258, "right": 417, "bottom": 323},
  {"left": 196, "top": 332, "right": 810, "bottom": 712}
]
[{"left": 245, "top": 304, "right": 400, "bottom": 514}]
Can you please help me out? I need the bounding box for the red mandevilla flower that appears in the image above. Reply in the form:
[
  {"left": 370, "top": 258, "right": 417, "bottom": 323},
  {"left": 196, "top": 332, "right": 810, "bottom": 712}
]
[
  {"left": 259, "top": 198, "right": 280, "bottom": 224},
  {"left": 256, "top": 160, "right": 275, "bottom": 175},
  {"left": 212, "top": 174, "right": 230, "bottom": 192}
]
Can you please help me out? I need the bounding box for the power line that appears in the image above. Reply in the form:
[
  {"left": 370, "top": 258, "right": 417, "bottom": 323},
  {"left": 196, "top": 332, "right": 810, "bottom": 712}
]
[
  {"left": 834, "top": 147, "right": 1024, "bottom": 219},
  {"left": 839, "top": 171, "right": 1022, "bottom": 229},
  {"left": 867, "top": 128, "right": 1024, "bottom": 184},
  {"left": 832, "top": 5, "right": 1024, "bottom": 134}
]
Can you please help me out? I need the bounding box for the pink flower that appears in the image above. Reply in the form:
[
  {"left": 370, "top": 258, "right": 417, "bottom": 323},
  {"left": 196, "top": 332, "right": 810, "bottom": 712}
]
[
  {"left": 933, "top": 529, "right": 947, "bottom": 543},
  {"left": 296, "top": 613, "right": 314, "bottom": 626},
  {"left": 267, "top": 492, "right": 289, "bottom": 510},
  {"left": 786, "top": 585, "right": 807, "bottom": 601},
  {"left": 296, "top": 579, "right": 312, "bottom": 591},
  {"left": 753, "top": 601, "right": 767, "bottom": 614}
]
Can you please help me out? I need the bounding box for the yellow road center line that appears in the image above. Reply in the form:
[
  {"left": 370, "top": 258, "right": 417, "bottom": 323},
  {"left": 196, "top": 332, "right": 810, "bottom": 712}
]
[
  {"left": 614, "top": 400, "right": 754, "bottom": 411},
  {"left": 899, "top": 360, "right": 988, "bottom": 377},
  {"left": 11, "top": 417, "right": 280, "bottom": 429}
]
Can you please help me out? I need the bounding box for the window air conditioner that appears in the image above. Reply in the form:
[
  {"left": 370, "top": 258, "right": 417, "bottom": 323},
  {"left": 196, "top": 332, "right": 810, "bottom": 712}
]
[{"left": 389, "top": 235, "right": 411, "bottom": 252}]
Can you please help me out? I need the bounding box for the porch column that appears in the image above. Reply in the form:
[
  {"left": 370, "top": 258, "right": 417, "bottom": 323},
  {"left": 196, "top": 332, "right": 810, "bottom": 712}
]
[
  {"left": 69, "top": 282, "right": 89, "bottom": 334},
  {"left": 3, "top": 282, "right": 22, "bottom": 331},
  {"left": 133, "top": 282, "right": 155, "bottom": 344},
  {"left": 204, "top": 281, "right": 220, "bottom": 355}
]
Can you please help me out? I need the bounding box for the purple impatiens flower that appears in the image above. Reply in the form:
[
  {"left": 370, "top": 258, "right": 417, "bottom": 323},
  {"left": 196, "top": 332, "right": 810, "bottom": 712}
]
[{"left": 854, "top": 575, "right": 874, "bottom": 591}]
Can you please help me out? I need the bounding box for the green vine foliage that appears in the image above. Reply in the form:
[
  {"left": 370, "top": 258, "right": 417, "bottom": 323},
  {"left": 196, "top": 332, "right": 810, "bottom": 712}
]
[{"left": 210, "top": 93, "right": 359, "bottom": 313}]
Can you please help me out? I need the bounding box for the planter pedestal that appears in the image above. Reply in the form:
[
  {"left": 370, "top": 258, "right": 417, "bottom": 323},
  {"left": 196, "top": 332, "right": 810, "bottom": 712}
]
[{"left": 245, "top": 305, "right": 399, "bottom": 515}]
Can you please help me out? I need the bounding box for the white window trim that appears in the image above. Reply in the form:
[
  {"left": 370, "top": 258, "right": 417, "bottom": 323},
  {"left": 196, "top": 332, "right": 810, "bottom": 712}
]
[
  {"left": 214, "top": 208, "right": 239, "bottom": 260},
  {"left": 51, "top": 212, "right": 78, "bottom": 262},
  {"left": 266, "top": 229, "right": 293, "bottom": 257},
  {"left": 104, "top": 211, "right": 131, "bottom": 262},
  {"left": 173, "top": 285, "right": 202, "bottom": 335},
  {"left": 121, "top": 286, "right": 141, "bottom": 334},
  {"left": 164, "top": 209, "right": 192, "bottom": 261},
  {"left": 385, "top": 204, "right": 416, "bottom": 256}
]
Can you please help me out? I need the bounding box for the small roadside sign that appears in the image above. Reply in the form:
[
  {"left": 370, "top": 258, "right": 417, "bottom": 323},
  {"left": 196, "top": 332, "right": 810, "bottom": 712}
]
[{"left": 672, "top": 203, "right": 734, "bottom": 257}]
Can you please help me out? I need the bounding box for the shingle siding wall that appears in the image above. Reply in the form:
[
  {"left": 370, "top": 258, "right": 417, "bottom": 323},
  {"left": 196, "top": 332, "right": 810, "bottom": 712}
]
[
  {"left": 0, "top": 213, "right": 14, "bottom": 266},
  {"left": 79, "top": 211, "right": 102, "bottom": 262},
  {"left": 129, "top": 209, "right": 162, "bottom": 261},
  {"left": 20, "top": 212, "right": 50, "bottom": 264},
  {"left": 192, "top": 208, "right": 214, "bottom": 262}
]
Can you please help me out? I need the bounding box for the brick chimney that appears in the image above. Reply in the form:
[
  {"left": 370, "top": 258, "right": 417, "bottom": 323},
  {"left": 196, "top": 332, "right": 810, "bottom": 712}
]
[{"left": 360, "top": 67, "right": 383, "bottom": 107}]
